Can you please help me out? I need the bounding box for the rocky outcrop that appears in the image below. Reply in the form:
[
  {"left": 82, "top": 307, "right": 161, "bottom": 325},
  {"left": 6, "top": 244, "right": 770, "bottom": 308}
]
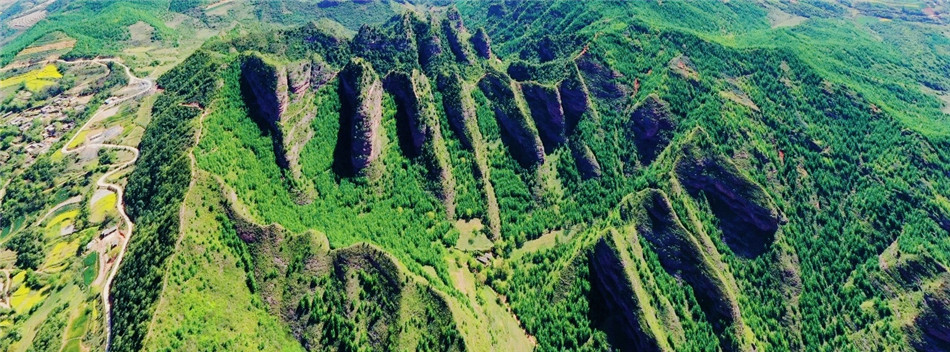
[
  {"left": 351, "top": 14, "right": 419, "bottom": 74},
  {"left": 558, "top": 63, "right": 595, "bottom": 133},
  {"left": 443, "top": 7, "right": 473, "bottom": 64},
  {"left": 618, "top": 189, "right": 744, "bottom": 342},
  {"left": 240, "top": 53, "right": 291, "bottom": 168},
  {"left": 241, "top": 53, "right": 289, "bottom": 128},
  {"left": 437, "top": 72, "right": 501, "bottom": 237},
  {"left": 521, "top": 82, "right": 566, "bottom": 153},
  {"left": 471, "top": 27, "right": 492, "bottom": 59},
  {"left": 570, "top": 140, "right": 601, "bottom": 179},
  {"left": 478, "top": 69, "right": 545, "bottom": 167},
  {"left": 287, "top": 60, "right": 311, "bottom": 96},
  {"left": 675, "top": 129, "right": 782, "bottom": 258},
  {"left": 576, "top": 52, "right": 629, "bottom": 104},
  {"left": 909, "top": 277, "right": 950, "bottom": 351},
  {"left": 310, "top": 55, "right": 335, "bottom": 91},
  {"left": 385, "top": 70, "right": 457, "bottom": 218},
  {"left": 229, "top": 211, "right": 465, "bottom": 351},
  {"left": 417, "top": 21, "right": 443, "bottom": 68},
  {"left": 629, "top": 94, "right": 676, "bottom": 165},
  {"left": 879, "top": 243, "right": 948, "bottom": 292},
  {"left": 336, "top": 58, "right": 384, "bottom": 175},
  {"left": 588, "top": 237, "right": 666, "bottom": 352},
  {"left": 437, "top": 72, "right": 478, "bottom": 150}
]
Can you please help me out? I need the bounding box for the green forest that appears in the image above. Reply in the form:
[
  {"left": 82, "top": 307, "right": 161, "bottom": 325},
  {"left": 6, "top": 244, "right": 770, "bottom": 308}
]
[{"left": 2, "top": 0, "right": 950, "bottom": 351}]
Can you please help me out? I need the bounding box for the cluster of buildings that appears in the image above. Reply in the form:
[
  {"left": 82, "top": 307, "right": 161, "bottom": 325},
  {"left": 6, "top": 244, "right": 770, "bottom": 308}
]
[{"left": 3, "top": 95, "right": 86, "bottom": 157}]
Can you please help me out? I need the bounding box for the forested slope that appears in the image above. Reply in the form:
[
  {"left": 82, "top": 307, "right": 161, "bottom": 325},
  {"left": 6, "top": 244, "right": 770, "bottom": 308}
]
[{"left": 111, "top": 1, "right": 950, "bottom": 351}]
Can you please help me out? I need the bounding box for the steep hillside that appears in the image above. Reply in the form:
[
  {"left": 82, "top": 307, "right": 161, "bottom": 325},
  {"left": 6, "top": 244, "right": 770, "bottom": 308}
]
[
  {"left": 5, "top": 0, "right": 950, "bottom": 351},
  {"left": 110, "top": 1, "right": 950, "bottom": 350}
]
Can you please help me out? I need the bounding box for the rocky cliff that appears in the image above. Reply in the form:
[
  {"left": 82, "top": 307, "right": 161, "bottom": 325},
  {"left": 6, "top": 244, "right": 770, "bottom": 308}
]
[
  {"left": 385, "top": 70, "right": 457, "bottom": 218},
  {"left": 558, "top": 63, "right": 595, "bottom": 133},
  {"left": 471, "top": 27, "right": 492, "bottom": 59},
  {"left": 522, "top": 82, "right": 567, "bottom": 153},
  {"left": 241, "top": 53, "right": 289, "bottom": 128},
  {"left": 240, "top": 53, "right": 291, "bottom": 168},
  {"left": 443, "top": 7, "right": 473, "bottom": 64},
  {"left": 336, "top": 58, "right": 384, "bottom": 175},
  {"left": 286, "top": 60, "right": 311, "bottom": 96},
  {"left": 629, "top": 94, "right": 676, "bottom": 165},
  {"left": 229, "top": 211, "right": 465, "bottom": 351},
  {"left": 910, "top": 277, "right": 950, "bottom": 351},
  {"left": 675, "top": 129, "right": 782, "bottom": 258},
  {"left": 477, "top": 69, "right": 545, "bottom": 167},
  {"left": 619, "top": 189, "right": 747, "bottom": 346},
  {"left": 588, "top": 237, "right": 667, "bottom": 352}
]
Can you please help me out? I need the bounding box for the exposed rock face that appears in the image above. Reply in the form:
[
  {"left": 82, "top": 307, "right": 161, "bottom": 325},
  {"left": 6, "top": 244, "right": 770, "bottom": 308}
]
[
  {"left": 558, "top": 64, "right": 595, "bottom": 133},
  {"left": 471, "top": 27, "right": 492, "bottom": 59},
  {"left": 241, "top": 53, "right": 289, "bottom": 128},
  {"left": 437, "top": 72, "right": 477, "bottom": 150},
  {"left": 521, "top": 82, "right": 566, "bottom": 153},
  {"left": 310, "top": 55, "right": 336, "bottom": 91},
  {"left": 240, "top": 53, "right": 291, "bottom": 168},
  {"left": 417, "top": 23, "right": 443, "bottom": 68},
  {"left": 588, "top": 237, "right": 665, "bottom": 352},
  {"left": 576, "top": 52, "right": 629, "bottom": 104},
  {"left": 478, "top": 70, "right": 545, "bottom": 167},
  {"left": 910, "top": 278, "right": 950, "bottom": 351},
  {"left": 443, "top": 9, "right": 472, "bottom": 64},
  {"left": 437, "top": 72, "right": 501, "bottom": 237},
  {"left": 385, "top": 70, "right": 457, "bottom": 218},
  {"left": 229, "top": 211, "right": 464, "bottom": 351},
  {"left": 629, "top": 94, "right": 676, "bottom": 165},
  {"left": 287, "top": 60, "right": 311, "bottom": 96},
  {"left": 570, "top": 140, "right": 601, "bottom": 179},
  {"left": 675, "top": 129, "right": 782, "bottom": 258},
  {"left": 619, "top": 189, "right": 744, "bottom": 342},
  {"left": 336, "top": 58, "right": 384, "bottom": 175},
  {"left": 351, "top": 14, "right": 419, "bottom": 73},
  {"left": 879, "top": 243, "right": 947, "bottom": 291}
]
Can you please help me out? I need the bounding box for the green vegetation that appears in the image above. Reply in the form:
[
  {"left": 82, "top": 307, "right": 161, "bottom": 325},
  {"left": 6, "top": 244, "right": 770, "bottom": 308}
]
[
  {"left": 109, "top": 51, "right": 210, "bottom": 352},
  {"left": 4, "top": 0, "right": 950, "bottom": 351}
]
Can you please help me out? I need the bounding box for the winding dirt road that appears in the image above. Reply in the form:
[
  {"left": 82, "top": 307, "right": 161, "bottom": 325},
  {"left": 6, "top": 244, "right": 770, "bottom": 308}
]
[{"left": 56, "top": 58, "right": 152, "bottom": 352}]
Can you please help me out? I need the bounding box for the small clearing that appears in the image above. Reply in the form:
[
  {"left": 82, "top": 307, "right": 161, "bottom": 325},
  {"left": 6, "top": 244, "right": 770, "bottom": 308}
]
[
  {"left": 16, "top": 39, "right": 76, "bottom": 57},
  {"left": 510, "top": 230, "right": 563, "bottom": 261},
  {"left": 669, "top": 55, "right": 699, "bottom": 80},
  {"left": 454, "top": 218, "right": 493, "bottom": 252},
  {"left": 720, "top": 90, "right": 760, "bottom": 111},
  {"left": 127, "top": 21, "right": 155, "bottom": 44},
  {"left": 767, "top": 7, "right": 807, "bottom": 28},
  {"left": 7, "top": 10, "right": 46, "bottom": 30}
]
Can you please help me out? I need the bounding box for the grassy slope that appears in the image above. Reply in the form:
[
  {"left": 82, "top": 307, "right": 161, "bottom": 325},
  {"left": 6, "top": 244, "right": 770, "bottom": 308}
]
[{"left": 142, "top": 174, "right": 302, "bottom": 351}]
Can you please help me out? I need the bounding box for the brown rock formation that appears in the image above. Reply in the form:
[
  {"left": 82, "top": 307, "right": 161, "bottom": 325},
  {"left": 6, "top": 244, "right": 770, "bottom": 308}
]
[
  {"left": 385, "top": 70, "right": 457, "bottom": 218},
  {"left": 619, "top": 189, "right": 744, "bottom": 343},
  {"left": 443, "top": 8, "right": 472, "bottom": 64},
  {"left": 675, "top": 129, "right": 782, "bottom": 258},
  {"left": 570, "top": 140, "right": 602, "bottom": 179},
  {"left": 310, "top": 55, "right": 335, "bottom": 90},
  {"left": 336, "top": 58, "right": 384, "bottom": 175},
  {"left": 521, "top": 82, "right": 566, "bottom": 153},
  {"left": 588, "top": 237, "right": 665, "bottom": 352},
  {"left": 241, "top": 53, "right": 289, "bottom": 128},
  {"left": 240, "top": 53, "right": 291, "bottom": 168},
  {"left": 471, "top": 27, "right": 492, "bottom": 59},
  {"left": 629, "top": 94, "right": 676, "bottom": 165},
  {"left": 478, "top": 70, "right": 545, "bottom": 167},
  {"left": 558, "top": 63, "right": 595, "bottom": 133},
  {"left": 287, "top": 60, "right": 311, "bottom": 96},
  {"left": 576, "top": 52, "right": 628, "bottom": 103},
  {"left": 910, "top": 277, "right": 950, "bottom": 351}
]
